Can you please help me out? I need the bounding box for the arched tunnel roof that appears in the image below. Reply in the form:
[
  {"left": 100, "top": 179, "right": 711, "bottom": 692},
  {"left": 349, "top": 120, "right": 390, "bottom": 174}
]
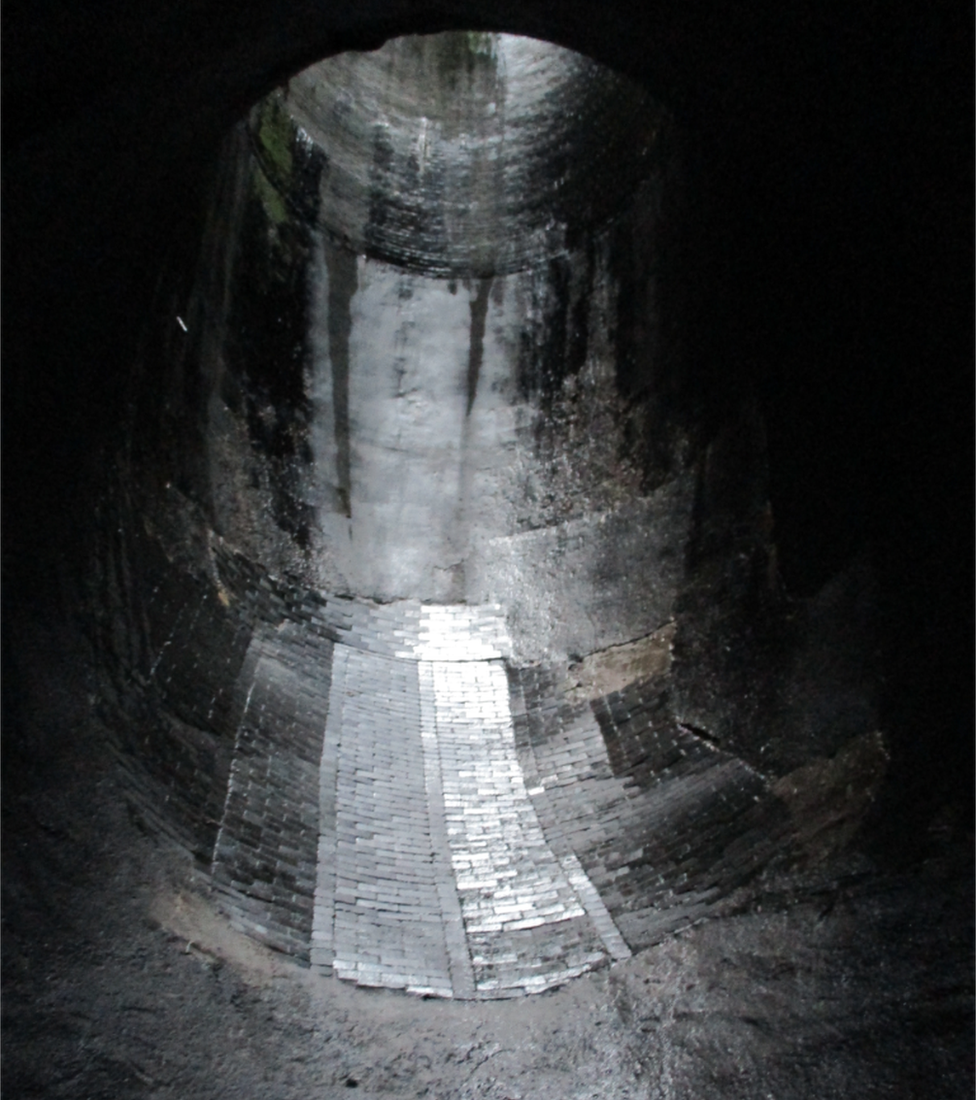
[
  {"left": 1, "top": 0, "right": 972, "bottom": 1093},
  {"left": 261, "top": 33, "right": 667, "bottom": 276}
]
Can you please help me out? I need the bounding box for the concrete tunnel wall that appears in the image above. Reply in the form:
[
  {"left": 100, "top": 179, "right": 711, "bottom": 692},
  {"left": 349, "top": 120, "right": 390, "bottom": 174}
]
[{"left": 86, "top": 34, "right": 885, "bottom": 997}]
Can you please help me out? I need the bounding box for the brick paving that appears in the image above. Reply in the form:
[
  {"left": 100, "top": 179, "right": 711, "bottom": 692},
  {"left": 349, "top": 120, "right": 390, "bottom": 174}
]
[
  {"left": 110, "top": 542, "right": 790, "bottom": 997},
  {"left": 306, "top": 607, "right": 621, "bottom": 997}
]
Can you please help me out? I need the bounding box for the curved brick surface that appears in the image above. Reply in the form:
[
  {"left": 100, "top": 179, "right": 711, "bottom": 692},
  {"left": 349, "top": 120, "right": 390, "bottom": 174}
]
[
  {"left": 306, "top": 606, "right": 625, "bottom": 997},
  {"left": 184, "top": 570, "right": 793, "bottom": 996}
]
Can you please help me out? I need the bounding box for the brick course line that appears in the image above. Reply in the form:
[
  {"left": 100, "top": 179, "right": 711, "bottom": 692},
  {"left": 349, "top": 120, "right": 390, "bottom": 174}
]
[
  {"left": 330, "top": 648, "right": 453, "bottom": 996},
  {"left": 210, "top": 641, "right": 260, "bottom": 878},
  {"left": 311, "top": 644, "right": 345, "bottom": 971},
  {"left": 429, "top": 658, "right": 607, "bottom": 994},
  {"left": 419, "top": 660, "right": 475, "bottom": 999},
  {"left": 507, "top": 677, "right": 633, "bottom": 960},
  {"left": 209, "top": 631, "right": 331, "bottom": 962},
  {"left": 557, "top": 850, "right": 632, "bottom": 961}
]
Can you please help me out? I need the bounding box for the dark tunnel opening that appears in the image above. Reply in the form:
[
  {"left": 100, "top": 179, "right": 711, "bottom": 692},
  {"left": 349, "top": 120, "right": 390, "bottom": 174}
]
[{"left": 2, "top": 5, "right": 973, "bottom": 1096}]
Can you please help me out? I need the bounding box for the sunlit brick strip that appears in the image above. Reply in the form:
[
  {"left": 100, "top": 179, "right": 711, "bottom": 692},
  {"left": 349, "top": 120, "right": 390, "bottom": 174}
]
[
  {"left": 427, "top": 658, "right": 606, "bottom": 994},
  {"left": 309, "top": 603, "right": 626, "bottom": 997},
  {"left": 310, "top": 645, "right": 346, "bottom": 970},
  {"left": 415, "top": 604, "right": 512, "bottom": 661},
  {"left": 506, "top": 672, "right": 633, "bottom": 963},
  {"left": 323, "top": 648, "right": 454, "bottom": 996},
  {"left": 418, "top": 662, "right": 476, "bottom": 998},
  {"left": 558, "top": 851, "right": 632, "bottom": 961}
]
